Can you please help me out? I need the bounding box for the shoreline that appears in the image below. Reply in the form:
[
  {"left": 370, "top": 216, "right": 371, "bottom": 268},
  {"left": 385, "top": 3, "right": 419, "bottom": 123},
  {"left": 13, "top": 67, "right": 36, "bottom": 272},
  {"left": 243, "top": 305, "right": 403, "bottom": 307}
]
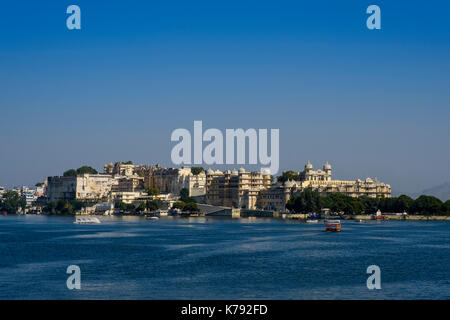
[
  {"left": 5, "top": 212, "right": 450, "bottom": 221},
  {"left": 353, "top": 214, "right": 450, "bottom": 221}
]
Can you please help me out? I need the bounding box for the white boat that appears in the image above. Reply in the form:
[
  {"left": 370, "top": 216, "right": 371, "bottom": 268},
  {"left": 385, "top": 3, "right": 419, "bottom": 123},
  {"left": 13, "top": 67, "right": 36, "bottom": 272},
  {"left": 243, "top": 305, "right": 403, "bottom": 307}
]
[
  {"left": 74, "top": 217, "right": 101, "bottom": 224},
  {"left": 306, "top": 219, "right": 319, "bottom": 223},
  {"left": 156, "top": 210, "right": 168, "bottom": 216},
  {"left": 324, "top": 219, "right": 341, "bottom": 224},
  {"left": 146, "top": 216, "right": 159, "bottom": 221}
]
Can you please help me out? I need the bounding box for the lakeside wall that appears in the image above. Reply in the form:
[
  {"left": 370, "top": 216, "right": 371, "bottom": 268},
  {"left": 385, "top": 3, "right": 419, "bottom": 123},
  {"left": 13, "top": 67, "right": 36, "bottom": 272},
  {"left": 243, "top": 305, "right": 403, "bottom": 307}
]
[{"left": 354, "top": 215, "right": 450, "bottom": 221}]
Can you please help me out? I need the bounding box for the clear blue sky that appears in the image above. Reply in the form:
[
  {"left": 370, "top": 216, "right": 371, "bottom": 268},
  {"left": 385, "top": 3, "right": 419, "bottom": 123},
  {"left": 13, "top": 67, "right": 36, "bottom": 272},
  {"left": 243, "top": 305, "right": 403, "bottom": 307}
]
[{"left": 1, "top": 1, "right": 449, "bottom": 194}]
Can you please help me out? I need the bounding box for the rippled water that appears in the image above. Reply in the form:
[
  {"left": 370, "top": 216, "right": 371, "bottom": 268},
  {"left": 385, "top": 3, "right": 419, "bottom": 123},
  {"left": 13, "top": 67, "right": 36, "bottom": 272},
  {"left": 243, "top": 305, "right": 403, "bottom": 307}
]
[{"left": 0, "top": 215, "right": 449, "bottom": 299}]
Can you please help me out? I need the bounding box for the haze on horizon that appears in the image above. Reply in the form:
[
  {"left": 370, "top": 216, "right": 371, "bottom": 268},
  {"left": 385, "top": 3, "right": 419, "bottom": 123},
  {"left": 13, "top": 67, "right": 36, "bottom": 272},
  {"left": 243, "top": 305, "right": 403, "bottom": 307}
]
[{"left": 1, "top": 1, "right": 449, "bottom": 195}]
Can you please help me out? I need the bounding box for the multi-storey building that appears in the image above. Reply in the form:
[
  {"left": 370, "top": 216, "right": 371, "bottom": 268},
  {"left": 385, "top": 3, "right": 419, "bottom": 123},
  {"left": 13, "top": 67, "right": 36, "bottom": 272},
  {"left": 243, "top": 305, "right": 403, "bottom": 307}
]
[
  {"left": 205, "top": 168, "right": 272, "bottom": 209},
  {"left": 256, "top": 162, "right": 391, "bottom": 211},
  {"left": 111, "top": 176, "right": 144, "bottom": 193},
  {"left": 295, "top": 161, "right": 391, "bottom": 198},
  {"left": 104, "top": 162, "right": 135, "bottom": 176},
  {"left": 256, "top": 183, "right": 296, "bottom": 211},
  {"left": 144, "top": 166, "right": 206, "bottom": 196},
  {"left": 47, "top": 174, "right": 118, "bottom": 202}
]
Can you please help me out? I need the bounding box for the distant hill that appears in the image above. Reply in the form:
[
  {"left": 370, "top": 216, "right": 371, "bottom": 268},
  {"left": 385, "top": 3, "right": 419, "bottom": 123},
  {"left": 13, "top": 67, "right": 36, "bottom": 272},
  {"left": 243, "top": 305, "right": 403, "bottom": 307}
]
[{"left": 410, "top": 182, "right": 450, "bottom": 202}]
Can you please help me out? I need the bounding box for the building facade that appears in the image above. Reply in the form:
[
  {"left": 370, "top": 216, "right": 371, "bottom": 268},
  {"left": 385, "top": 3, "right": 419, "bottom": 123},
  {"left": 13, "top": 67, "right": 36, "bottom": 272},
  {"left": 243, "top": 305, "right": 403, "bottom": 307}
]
[
  {"left": 144, "top": 166, "right": 206, "bottom": 196},
  {"left": 295, "top": 161, "right": 391, "bottom": 198},
  {"left": 47, "top": 174, "right": 118, "bottom": 202},
  {"left": 205, "top": 168, "right": 272, "bottom": 209},
  {"left": 256, "top": 162, "right": 391, "bottom": 211}
]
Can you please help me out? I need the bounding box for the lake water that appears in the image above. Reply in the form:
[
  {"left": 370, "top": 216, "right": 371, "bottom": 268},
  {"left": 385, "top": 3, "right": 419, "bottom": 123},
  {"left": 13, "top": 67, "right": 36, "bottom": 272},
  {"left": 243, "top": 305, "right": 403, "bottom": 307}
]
[{"left": 0, "top": 215, "right": 449, "bottom": 299}]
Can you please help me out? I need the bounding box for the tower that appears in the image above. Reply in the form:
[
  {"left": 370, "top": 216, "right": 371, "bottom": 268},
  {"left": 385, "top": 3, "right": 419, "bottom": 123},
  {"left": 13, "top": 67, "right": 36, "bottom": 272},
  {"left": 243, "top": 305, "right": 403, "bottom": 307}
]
[{"left": 323, "top": 161, "right": 332, "bottom": 181}]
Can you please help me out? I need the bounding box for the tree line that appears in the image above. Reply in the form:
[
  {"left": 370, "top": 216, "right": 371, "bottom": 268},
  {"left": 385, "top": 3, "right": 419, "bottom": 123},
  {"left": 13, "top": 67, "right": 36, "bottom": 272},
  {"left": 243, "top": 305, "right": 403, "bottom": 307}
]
[
  {"left": 0, "top": 191, "right": 26, "bottom": 214},
  {"left": 286, "top": 189, "right": 450, "bottom": 216},
  {"left": 63, "top": 166, "right": 98, "bottom": 177}
]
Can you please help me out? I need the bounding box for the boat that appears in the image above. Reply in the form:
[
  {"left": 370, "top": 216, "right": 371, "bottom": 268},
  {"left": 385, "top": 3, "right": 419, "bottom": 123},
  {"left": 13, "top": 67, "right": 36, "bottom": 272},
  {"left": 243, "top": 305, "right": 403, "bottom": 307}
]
[
  {"left": 325, "top": 219, "right": 341, "bottom": 232},
  {"left": 306, "top": 219, "right": 319, "bottom": 223},
  {"left": 372, "top": 210, "right": 388, "bottom": 220},
  {"left": 74, "top": 217, "right": 101, "bottom": 224},
  {"left": 155, "top": 209, "right": 168, "bottom": 216},
  {"left": 146, "top": 216, "right": 159, "bottom": 221}
]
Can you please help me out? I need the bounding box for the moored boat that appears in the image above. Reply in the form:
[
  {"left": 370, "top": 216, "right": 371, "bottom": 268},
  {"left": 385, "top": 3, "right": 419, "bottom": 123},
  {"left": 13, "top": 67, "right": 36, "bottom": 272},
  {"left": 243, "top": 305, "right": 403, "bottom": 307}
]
[
  {"left": 372, "top": 210, "right": 388, "bottom": 220},
  {"left": 325, "top": 219, "right": 341, "bottom": 232},
  {"left": 74, "top": 217, "right": 101, "bottom": 224}
]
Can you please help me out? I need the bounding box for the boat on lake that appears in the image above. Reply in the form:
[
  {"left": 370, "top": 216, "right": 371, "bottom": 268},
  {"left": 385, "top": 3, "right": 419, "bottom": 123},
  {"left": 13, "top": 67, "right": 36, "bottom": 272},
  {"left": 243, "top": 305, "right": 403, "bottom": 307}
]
[
  {"left": 372, "top": 210, "right": 388, "bottom": 220},
  {"left": 325, "top": 220, "right": 341, "bottom": 232},
  {"left": 74, "top": 217, "right": 101, "bottom": 224}
]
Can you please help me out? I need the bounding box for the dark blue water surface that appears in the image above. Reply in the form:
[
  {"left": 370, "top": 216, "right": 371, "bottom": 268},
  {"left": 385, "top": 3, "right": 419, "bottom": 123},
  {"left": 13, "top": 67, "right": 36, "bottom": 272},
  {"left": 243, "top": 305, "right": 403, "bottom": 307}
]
[{"left": 0, "top": 215, "right": 449, "bottom": 299}]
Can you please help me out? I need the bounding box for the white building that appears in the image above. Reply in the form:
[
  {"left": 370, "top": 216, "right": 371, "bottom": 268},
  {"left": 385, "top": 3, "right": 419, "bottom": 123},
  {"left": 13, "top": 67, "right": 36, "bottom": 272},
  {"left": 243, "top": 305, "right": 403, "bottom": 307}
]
[{"left": 47, "top": 174, "right": 118, "bottom": 202}]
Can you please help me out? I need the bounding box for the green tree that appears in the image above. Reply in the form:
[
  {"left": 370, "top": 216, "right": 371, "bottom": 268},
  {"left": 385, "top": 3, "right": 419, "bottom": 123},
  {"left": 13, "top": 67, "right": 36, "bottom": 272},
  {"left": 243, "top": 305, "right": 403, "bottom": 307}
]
[
  {"left": 322, "top": 193, "right": 353, "bottom": 213},
  {"left": 114, "top": 201, "right": 127, "bottom": 211},
  {"left": 441, "top": 200, "right": 450, "bottom": 216},
  {"left": 277, "top": 171, "right": 300, "bottom": 183},
  {"left": 43, "top": 201, "right": 56, "bottom": 214},
  {"left": 359, "top": 196, "right": 379, "bottom": 214},
  {"left": 146, "top": 187, "right": 160, "bottom": 196},
  {"left": 179, "top": 188, "right": 196, "bottom": 203},
  {"left": 76, "top": 166, "right": 98, "bottom": 175},
  {"left": 55, "top": 200, "right": 73, "bottom": 214},
  {"left": 172, "top": 201, "right": 185, "bottom": 210},
  {"left": 136, "top": 202, "right": 146, "bottom": 212},
  {"left": 378, "top": 197, "right": 397, "bottom": 213},
  {"left": 410, "top": 195, "right": 443, "bottom": 215},
  {"left": 396, "top": 195, "right": 414, "bottom": 213},
  {"left": 182, "top": 202, "right": 199, "bottom": 213},
  {"left": 71, "top": 200, "right": 86, "bottom": 212},
  {"left": 286, "top": 189, "right": 321, "bottom": 213},
  {"left": 63, "top": 169, "right": 77, "bottom": 177},
  {"left": 191, "top": 167, "right": 204, "bottom": 175},
  {"left": 349, "top": 200, "right": 364, "bottom": 215},
  {"left": 146, "top": 199, "right": 163, "bottom": 211},
  {"left": 0, "top": 191, "right": 26, "bottom": 213}
]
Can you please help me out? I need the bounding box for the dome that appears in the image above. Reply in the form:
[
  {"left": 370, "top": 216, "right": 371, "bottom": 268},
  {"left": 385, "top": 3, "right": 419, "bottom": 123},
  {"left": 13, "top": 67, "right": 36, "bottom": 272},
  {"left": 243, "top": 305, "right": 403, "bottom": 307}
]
[
  {"left": 225, "top": 170, "right": 231, "bottom": 174},
  {"left": 305, "top": 161, "right": 313, "bottom": 169},
  {"left": 365, "top": 177, "right": 373, "bottom": 183},
  {"left": 206, "top": 168, "right": 214, "bottom": 175},
  {"left": 323, "top": 161, "right": 331, "bottom": 170},
  {"left": 232, "top": 169, "right": 238, "bottom": 175},
  {"left": 215, "top": 170, "right": 223, "bottom": 175},
  {"left": 262, "top": 168, "right": 271, "bottom": 175},
  {"left": 239, "top": 168, "right": 246, "bottom": 173}
]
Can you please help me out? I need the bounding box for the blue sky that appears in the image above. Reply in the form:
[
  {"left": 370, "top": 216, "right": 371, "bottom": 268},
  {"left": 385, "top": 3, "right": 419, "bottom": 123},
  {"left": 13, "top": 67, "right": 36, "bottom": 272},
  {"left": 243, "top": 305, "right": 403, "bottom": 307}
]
[{"left": 0, "top": 1, "right": 449, "bottom": 194}]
